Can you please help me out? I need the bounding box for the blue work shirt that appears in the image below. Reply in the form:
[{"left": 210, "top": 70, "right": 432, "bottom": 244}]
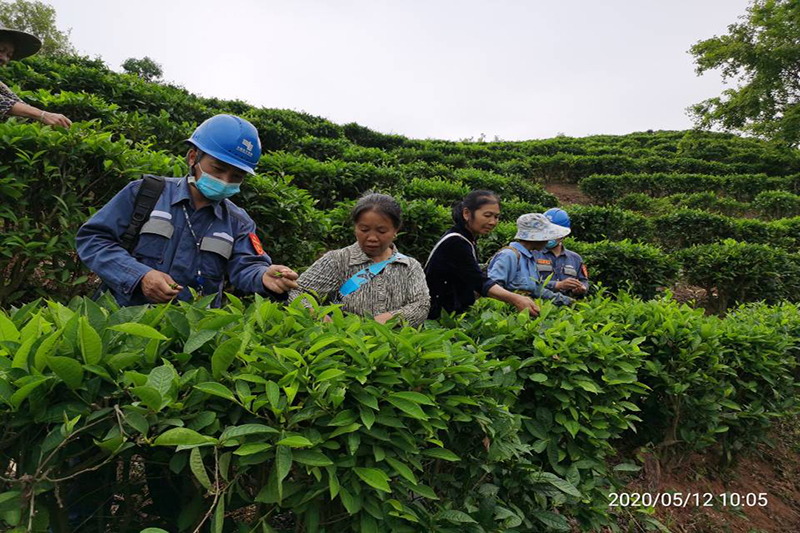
[
  {"left": 533, "top": 246, "right": 589, "bottom": 296},
  {"left": 487, "top": 242, "right": 573, "bottom": 306},
  {"left": 76, "top": 176, "right": 272, "bottom": 306}
]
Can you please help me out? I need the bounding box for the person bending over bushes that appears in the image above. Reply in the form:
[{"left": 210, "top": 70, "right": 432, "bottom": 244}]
[
  {"left": 289, "top": 192, "right": 430, "bottom": 326},
  {"left": 425, "top": 190, "right": 539, "bottom": 319},
  {"left": 534, "top": 208, "right": 590, "bottom": 298},
  {"left": 77, "top": 114, "right": 298, "bottom": 306},
  {"left": 487, "top": 213, "right": 574, "bottom": 306},
  {"left": 0, "top": 23, "right": 72, "bottom": 127}
]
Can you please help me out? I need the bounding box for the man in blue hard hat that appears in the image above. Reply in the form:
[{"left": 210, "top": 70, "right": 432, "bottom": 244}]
[
  {"left": 77, "top": 113, "right": 299, "bottom": 305},
  {"left": 533, "top": 208, "right": 589, "bottom": 298}
]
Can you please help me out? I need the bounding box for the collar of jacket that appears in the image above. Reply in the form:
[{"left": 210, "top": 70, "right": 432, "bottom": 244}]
[
  {"left": 450, "top": 223, "right": 477, "bottom": 244},
  {"left": 173, "top": 176, "right": 224, "bottom": 219},
  {"left": 510, "top": 240, "right": 535, "bottom": 258},
  {"left": 542, "top": 246, "right": 566, "bottom": 258},
  {"left": 347, "top": 242, "right": 408, "bottom": 267}
]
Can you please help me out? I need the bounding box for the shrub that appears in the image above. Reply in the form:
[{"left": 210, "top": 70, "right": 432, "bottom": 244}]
[
  {"left": 342, "top": 122, "right": 407, "bottom": 150},
  {"left": 568, "top": 240, "right": 679, "bottom": 300},
  {"left": 598, "top": 295, "right": 736, "bottom": 452},
  {"left": 498, "top": 200, "right": 548, "bottom": 222},
  {"left": 457, "top": 298, "right": 650, "bottom": 529},
  {"left": 676, "top": 240, "right": 800, "bottom": 313},
  {"left": 569, "top": 206, "right": 655, "bottom": 243},
  {"left": 752, "top": 190, "right": 800, "bottom": 220},
  {"left": 240, "top": 174, "right": 329, "bottom": 267},
  {"left": 0, "top": 119, "right": 181, "bottom": 306},
  {"left": 452, "top": 168, "right": 558, "bottom": 207},
  {"left": 295, "top": 136, "right": 352, "bottom": 161},
  {"left": 258, "top": 153, "right": 402, "bottom": 208},
  {"left": 580, "top": 173, "right": 793, "bottom": 203},
  {"left": 0, "top": 296, "right": 595, "bottom": 532},
  {"left": 402, "top": 178, "right": 469, "bottom": 205},
  {"left": 654, "top": 209, "right": 735, "bottom": 249},
  {"left": 617, "top": 193, "right": 658, "bottom": 213}
]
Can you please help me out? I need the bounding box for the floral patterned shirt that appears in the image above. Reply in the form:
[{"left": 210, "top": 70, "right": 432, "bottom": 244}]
[
  {"left": 0, "top": 81, "right": 21, "bottom": 118},
  {"left": 288, "top": 242, "right": 431, "bottom": 327}
]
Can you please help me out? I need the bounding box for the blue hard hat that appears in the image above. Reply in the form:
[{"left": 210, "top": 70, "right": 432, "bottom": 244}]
[
  {"left": 544, "top": 208, "right": 571, "bottom": 228},
  {"left": 187, "top": 114, "right": 261, "bottom": 174}
]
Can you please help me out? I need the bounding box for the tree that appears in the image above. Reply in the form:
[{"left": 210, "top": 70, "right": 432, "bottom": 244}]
[
  {"left": 0, "top": 0, "right": 74, "bottom": 56},
  {"left": 121, "top": 56, "right": 163, "bottom": 82},
  {"left": 689, "top": 0, "right": 800, "bottom": 147}
]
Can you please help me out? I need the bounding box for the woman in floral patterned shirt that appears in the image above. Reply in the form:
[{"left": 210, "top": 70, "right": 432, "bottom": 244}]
[
  {"left": 289, "top": 193, "right": 430, "bottom": 327},
  {"left": 0, "top": 23, "right": 71, "bottom": 127}
]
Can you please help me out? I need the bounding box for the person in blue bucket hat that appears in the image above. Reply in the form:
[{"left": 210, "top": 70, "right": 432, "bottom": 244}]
[
  {"left": 77, "top": 113, "right": 299, "bottom": 306},
  {"left": 487, "top": 213, "right": 575, "bottom": 306},
  {"left": 533, "top": 208, "right": 590, "bottom": 298}
]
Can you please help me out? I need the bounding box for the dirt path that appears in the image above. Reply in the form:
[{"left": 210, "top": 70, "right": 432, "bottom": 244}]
[
  {"left": 543, "top": 182, "right": 593, "bottom": 206},
  {"left": 621, "top": 420, "right": 800, "bottom": 532}
]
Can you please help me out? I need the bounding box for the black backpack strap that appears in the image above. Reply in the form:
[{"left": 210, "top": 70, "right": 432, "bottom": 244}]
[{"left": 120, "top": 175, "right": 165, "bottom": 252}]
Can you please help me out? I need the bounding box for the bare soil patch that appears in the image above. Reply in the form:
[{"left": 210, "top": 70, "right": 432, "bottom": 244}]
[
  {"left": 544, "top": 182, "right": 593, "bottom": 206},
  {"left": 617, "top": 419, "right": 800, "bottom": 533}
]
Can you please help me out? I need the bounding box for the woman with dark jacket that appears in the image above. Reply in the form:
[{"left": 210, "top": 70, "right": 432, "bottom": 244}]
[{"left": 424, "top": 190, "right": 539, "bottom": 319}]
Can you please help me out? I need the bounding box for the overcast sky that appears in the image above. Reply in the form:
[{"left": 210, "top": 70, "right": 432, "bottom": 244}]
[{"left": 45, "top": 0, "right": 750, "bottom": 141}]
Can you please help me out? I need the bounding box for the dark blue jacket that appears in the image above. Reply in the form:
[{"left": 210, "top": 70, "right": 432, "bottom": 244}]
[
  {"left": 76, "top": 176, "right": 272, "bottom": 306},
  {"left": 424, "top": 224, "right": 497, "bottom": 319}
]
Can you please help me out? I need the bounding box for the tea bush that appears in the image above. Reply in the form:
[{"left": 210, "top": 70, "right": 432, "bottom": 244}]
[
  {"left": 752, "top": 190, "right": 800, "bottom": 220},
  {"left": 580, "top": 173, "right": 794, "bottom": 204},
  {"left": 258, "top": 153, "right": 402, "bottom": 209},
  {"left": 0, "top": 295, "right": 637, "bottom": 532},
  {"left": 0, "top": 119, "right": 181, "bottom": 307},
  {"left": 676, "top": 240, "right": 800, "bottom": 313},
  {"left": 239, "top": 175, "right": 329, "bottom": 267},
  {"left": 1, "top": 291, "right": 799, "bottom": 531},
  {"left": 498, "top": 200, "right": 548, "bottom": 222},
  {"left": 568, "top": 207, "right": 654, "bottom": 244},
  {"left": 401, "top": 178, "right": 469, "bottom": 205},
  {"left": 568, "top": 240, "right": 678, "bottom": 300}
]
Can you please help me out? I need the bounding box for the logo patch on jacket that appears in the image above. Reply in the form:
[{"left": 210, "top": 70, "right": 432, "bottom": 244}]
[
  {"left": 249, "top": 233, "right": 264, "bottom": 255},
  {"left": 536, "top": 259, "right": 551, "bottom": 264}
]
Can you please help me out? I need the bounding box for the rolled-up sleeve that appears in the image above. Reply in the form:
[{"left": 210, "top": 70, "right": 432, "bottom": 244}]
[
  {"left": 75, "top": 181, "right": 154, "bottom": 295},
  {"left": 536, "top": 286, "right": 573, "bottom": 306},
  {"left": 227, "top": 215, "right": 272, "bottom": 294},
  {"left": 0, "top": 83, "right": 22, "bottom": 118},
  {"left": 387, "top": 260, "right": 430, "bottom": 327}
]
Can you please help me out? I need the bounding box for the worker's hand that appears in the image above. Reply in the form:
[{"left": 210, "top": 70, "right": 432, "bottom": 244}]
[
  {"left": 512, "top": 294, "right": 540, "bottom": 317},
  {"left": 262, "top": 265, "right": 299, "bottom": 293},
  {"left": 41, "top": 111, "right": 72, "bottom": 128},
  {"left": 374, "top": 312, "right": 394, "bottom": 325},
  {"left": 570, "top": 282, "right": 587, "bottom": 295},
  {"left": 140, "top": 270, "right": 182, "bottom": 303},
  {"left": 556, "top": 278, "right": 584, "bottom": 292}
]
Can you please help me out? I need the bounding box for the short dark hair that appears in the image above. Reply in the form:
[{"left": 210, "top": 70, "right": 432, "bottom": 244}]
[
  {"left": 351, "top": 192, "right": 403, "bottom": 229},
  {"left": 452, "top": 190, "right": 500, "bottom": 225}
]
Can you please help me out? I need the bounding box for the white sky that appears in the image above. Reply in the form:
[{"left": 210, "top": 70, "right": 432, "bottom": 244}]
[{"left": 45, "top": 0, "right": 749, "bottom": 141}]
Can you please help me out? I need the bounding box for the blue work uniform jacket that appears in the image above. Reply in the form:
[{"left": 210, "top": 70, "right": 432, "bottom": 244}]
[
  {"left": 487, "top": 242, "right": 573, "bottom": 306},
  {"left": 533, "top": 246, "right": 589, "bottom": 297},
  {"left": 76, "top": 176, "right": 272, "bottom": 306}
]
